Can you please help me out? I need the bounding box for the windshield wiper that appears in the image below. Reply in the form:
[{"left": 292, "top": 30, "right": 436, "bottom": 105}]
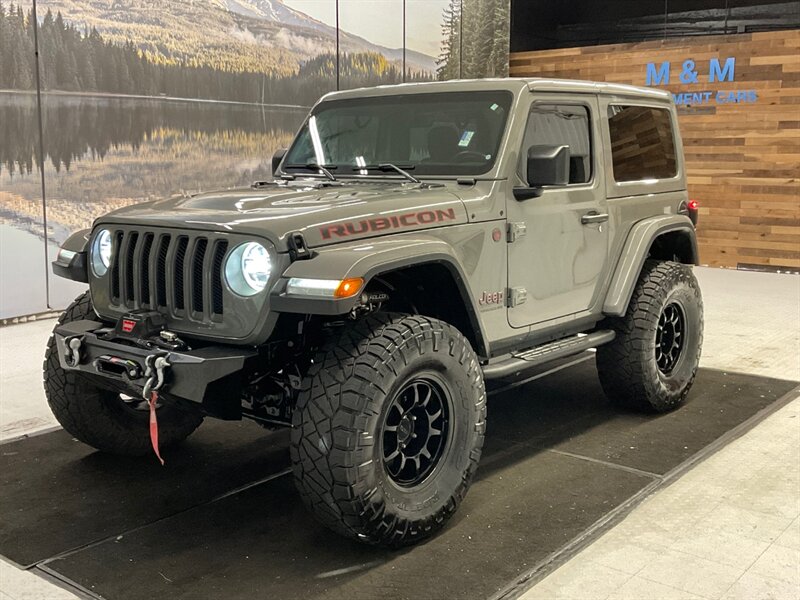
[
  {"left": 354, "top": 163, "right": 420, "bottom": 184},
  {"left": 284, "top": 163, "right": 338, "bottom": 181}
]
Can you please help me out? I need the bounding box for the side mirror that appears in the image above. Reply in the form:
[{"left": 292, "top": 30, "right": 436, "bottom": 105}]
[
  {"left": 514, "top": 144, "right": 570, "bottom": 200},
  {"left": 272, "top": 148, "right": 288, "bottom": 177}
]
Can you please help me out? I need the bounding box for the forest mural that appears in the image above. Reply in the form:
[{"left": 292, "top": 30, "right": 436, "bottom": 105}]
[
  {"left": 0, "top": 0, "right": 510, "bottom": 317},
  {"left": 438, "top": 0, "right": 510, "bottom": 79},
  {"left": 0, "top": 3, "right": 433, "bottom": 104}
]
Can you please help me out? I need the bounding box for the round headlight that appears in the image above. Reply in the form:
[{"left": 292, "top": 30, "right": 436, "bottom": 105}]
[
  {"left": 91, "top": 229, "right": 112, "bottom": 276},
  {"left": 225, "top": 242, "right": 271, "bottom": 296}
]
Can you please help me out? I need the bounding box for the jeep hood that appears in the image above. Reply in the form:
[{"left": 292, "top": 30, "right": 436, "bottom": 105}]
[{"left": 96, "top": 181, "right": 468, "bottom": 251}]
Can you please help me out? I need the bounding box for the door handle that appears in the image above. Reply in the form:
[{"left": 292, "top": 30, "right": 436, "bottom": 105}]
[{"left": 581, "top": 212, "right": 609, "bottom": 225}]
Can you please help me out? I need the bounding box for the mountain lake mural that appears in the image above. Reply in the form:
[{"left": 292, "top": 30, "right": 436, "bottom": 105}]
[{"left": 0, "top": 0, "right": 510, "bottom": 316}]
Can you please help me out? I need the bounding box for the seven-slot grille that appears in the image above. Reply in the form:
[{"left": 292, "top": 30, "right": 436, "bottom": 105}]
[{"left": 108, "top": 230, "right": 228, "bottom": 320}]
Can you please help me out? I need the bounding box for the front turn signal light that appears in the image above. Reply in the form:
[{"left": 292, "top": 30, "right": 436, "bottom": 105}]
[{"left": 334, "top": 278, "right": 364, "bottom": 299}]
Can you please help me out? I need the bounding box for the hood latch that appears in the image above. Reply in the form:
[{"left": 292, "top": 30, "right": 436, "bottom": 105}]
[{"left": 287, "top": 232, "right": 316, "bottom": 262}]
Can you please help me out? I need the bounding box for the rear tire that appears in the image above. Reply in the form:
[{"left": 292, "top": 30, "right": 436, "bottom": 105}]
[
  {"left": 43, "top": 292, "right": 203, "bottom": 456},
  {"left": 597, "top": 260, "right": 703, "bottom": 412},
  {"left": 290, "top": 313, "right": 486, "bottom": 547}
]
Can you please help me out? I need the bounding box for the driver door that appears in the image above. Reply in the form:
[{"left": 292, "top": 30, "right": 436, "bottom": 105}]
[{"left": 506, "top": 95, "right": 609, "bottom": 328}]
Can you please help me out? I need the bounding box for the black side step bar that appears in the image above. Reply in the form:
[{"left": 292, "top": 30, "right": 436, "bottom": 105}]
[{"left": 482, "top": 330, "right": 615, "bottom": 380}]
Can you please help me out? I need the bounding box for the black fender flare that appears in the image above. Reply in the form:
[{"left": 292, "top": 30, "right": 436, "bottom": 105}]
[
  {"left": 603, "top": 215, "right": 698, "bottom": 317},
  {"left": 269, "top": 236, "right": 488, "bottom": 355},
  {"left": 52, "top": 228, "right": 91, "bottom": 283}
]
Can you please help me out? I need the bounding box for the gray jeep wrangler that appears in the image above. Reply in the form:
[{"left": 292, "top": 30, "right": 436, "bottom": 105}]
[{"left": 47, "top": 78, "right": 702, "bottom": 546}]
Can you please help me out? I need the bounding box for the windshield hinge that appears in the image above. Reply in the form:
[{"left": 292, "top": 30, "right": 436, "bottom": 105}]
[{"left": 507, "top": 222, "right": 527, "bottom": 243}]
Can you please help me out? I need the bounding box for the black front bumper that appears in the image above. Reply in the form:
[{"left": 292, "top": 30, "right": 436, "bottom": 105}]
[{"left": 54, "top": 319, "right": 256, "bottom": 418}]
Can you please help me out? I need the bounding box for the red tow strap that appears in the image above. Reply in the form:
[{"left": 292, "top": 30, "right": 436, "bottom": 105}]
[{"left": 148, "top": 391, "right": 165, "bottom": 466}]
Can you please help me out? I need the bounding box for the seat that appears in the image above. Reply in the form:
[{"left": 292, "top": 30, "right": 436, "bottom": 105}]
[{"left": 424, "top": 125, "right": 460, "bottom": 163}]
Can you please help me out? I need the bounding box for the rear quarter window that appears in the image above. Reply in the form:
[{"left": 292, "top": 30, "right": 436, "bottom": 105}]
[{"left": 607, "top": 105, "right": 677, "bottom": 182}]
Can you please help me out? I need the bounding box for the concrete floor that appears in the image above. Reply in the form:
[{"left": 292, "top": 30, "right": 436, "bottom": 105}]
[
  {"left": 0, "top": 267, "right": 798, "bottom": 599},
  {"left": 521, "top": 398, "right": 800, "bottom": 600},
  {"left": 0, "top": 318, "right": 60, "bottom": 442}
]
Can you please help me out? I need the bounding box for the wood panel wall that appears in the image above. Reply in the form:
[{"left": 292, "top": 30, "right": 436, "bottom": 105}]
[{"left": 510, "top": 30, "right": 800, "bottom": 270}]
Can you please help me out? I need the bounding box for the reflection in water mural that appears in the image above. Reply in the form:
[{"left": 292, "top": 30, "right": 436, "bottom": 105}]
[
  {"left": 0, "top": 93, "right": 305, "bottom": 242},
  {"left": 0, "top": 0, "right": 510, "bottom": 316}
]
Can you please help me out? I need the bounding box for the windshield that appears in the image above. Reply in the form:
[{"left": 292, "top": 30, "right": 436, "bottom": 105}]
[{"left": 283, "top": 91, "right": 513, "bottom": 177}]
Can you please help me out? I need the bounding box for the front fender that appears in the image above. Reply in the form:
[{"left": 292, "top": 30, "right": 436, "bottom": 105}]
[
  {"left": 603, "top": 215, "right": 698, "bottom": 316},
  {"left": 269, "top": 235, "right": 485, "bottom": 341}
]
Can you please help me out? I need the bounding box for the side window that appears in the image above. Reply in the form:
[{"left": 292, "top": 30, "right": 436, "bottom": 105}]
[
  {"left": 607, "top": 105, "right": 677, "bottom": 182},
  {"left": 521, "top": 104, "right": 592, "bottom": 185}
]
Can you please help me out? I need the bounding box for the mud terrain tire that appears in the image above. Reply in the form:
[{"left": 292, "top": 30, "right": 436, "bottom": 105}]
[
  {"left": 597, "top": 260, "right": 703, "bottom": 412},
  {"left": 290, "top": 313, "right": 486, "bottom": 547}
]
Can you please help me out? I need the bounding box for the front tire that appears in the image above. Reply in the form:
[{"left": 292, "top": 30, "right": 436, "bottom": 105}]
[
  {"left": 43, "top": 292, "right": 204, "bottom": 456},
  {"left": 290, "top": 314, "right": 486, "bottom": 547},
  {"left": 597, "top": 260, "right": 703, "bottom": 412}
]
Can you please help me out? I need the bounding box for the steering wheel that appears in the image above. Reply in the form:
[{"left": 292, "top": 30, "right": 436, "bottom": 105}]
[{"left": 453, "top": 150, "right": 487, "bottom": 163}]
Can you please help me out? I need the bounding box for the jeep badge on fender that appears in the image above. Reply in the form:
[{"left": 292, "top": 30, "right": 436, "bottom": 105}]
[
  {"left": 479, "top": 290, "right": 504, "bottom": 306},
  {"left": 45, "top": 78, "right": 702, "bottom": 547}
]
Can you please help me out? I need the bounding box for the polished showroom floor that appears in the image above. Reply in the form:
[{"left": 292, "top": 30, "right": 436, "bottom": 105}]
[{"left": 0, "top": 266, "right": 798, "bottom": 600}]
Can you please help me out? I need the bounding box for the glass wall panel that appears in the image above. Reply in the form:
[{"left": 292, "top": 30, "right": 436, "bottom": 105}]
[
  {"left": 407, "top": 0, "right": 452, "bottom": 80},
  {"left": 0, "top": 3, "right": 51, "bottom": 318},
  {"left": 461, "top": 0, "right": 511, "bottom": 79},
  {"left": 338, "top": 0, "right": 407, "bottom": 90},
  {"left": 31, "top": 0, "right": 324, "bottom": 309}
]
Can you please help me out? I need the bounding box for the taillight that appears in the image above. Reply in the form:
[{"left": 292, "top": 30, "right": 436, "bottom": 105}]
[{"left": 685, "top": 199, "right": 699, "bottom": 226}]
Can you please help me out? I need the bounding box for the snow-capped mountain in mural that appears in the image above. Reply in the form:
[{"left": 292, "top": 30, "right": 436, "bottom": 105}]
[
  {"left": 222, "top": 0, "right": 438, "bottom": 71},
  {"left": 222, "top": 0, "right": 329, "bottom": 30}
]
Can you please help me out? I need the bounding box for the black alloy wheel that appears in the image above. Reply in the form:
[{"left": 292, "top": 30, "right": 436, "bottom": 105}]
[
  {"left": 655, "top": 302, "right": 685, "bottom": 375},
  {"left": 382, "top": 376, "right": 451, "bottom": 488}
]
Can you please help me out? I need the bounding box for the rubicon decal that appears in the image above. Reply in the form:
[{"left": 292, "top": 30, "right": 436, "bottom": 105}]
[
  {"left": 320, "top": 208, "right": 457, "bottom": 240},
  {"left": 121, "top": 319, "right": 136, "bottom": 333}
]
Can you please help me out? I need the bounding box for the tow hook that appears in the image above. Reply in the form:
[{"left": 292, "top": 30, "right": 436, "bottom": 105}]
[
  {"left": 64, "top": 336, "right": 83, "bottom": 367},
  {"left": 142, "top": 353, "right": 171, "bottom": 400}
]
